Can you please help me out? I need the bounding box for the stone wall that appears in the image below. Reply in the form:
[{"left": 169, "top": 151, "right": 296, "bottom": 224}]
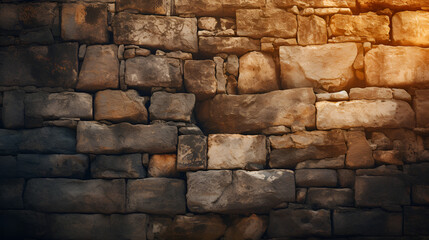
[{"left": 0, "top": 0, "right": 429, "bottom": 239}]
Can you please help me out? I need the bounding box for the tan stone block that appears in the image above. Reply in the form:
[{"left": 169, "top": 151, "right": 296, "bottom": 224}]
[
  {"left": 349, "top": 87, "right": 393, "bottom": 100},
  {"left": 199, "top": 37, "right": 260, "bottom": 56},
  {"left": 345, "top": 131, "right": 374, "bottom": 169},
  {"left": 358, "top": 0, "right": 427, "bottom": 10},
  {"left": 297, "top": 15, "right": 327, "bottom": 45},
  {"left": 273, "top": 0, "right": 356, "bottom": 8},
  {"left": 148, "top": 154, "right": 178, "bottom": 177},
  {"left": 393, "top": 11, "right": 429, "bottom": 47}
]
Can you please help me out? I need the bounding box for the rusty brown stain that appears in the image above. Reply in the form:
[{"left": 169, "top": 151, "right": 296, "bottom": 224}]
[{"left": 74, "top": 4, "right": 86, "bottom": 25}]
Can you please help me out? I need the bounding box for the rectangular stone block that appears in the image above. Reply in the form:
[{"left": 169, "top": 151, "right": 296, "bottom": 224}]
[
  {"left": 273, "top": 0, "right": 356, "bottom": 8},
  {"left": 199, "top": 37, "right": 260, "bottom": 56},
  {"left": 295, "top": 169, "right": 337, "bottom": 187},
  {"left": 91, "top": 154, "right": 146, "bottom": 179},
  {"left": 149, "top": 91, "right": 195, "bottom": 122},
  {"left": 414, "top": 89, "right": 429, "bottom": 128},
  {"left": 0, "top": 179, "right": 24, "bottom": 209},
  {"left": 113, "top": 12, "right": 198, "bottom": 53},
  {"left": 177, "top": 135, "right": 207, "bottom": 171},
  {"left": 306, "top": 188, "right": 353, "bottom": 208},
  {"left": 24, "top": 178, "right": 125, "bottom": 213},
  {"left": 393, "top": 11, "right": 429, "bottom": 47},
  {"left": 316, "top": 100, "right": 415, "bottom": 130},
  {"left": 2, "top": 90, "right": 24, "bottom": 129},
  {"left": 187, "top": 170, "right": 295, "bottom": 213},
  {"left": 117, "top": 0, "right": 167, "bottom": 14},
  {"left": 77, "top": 121, "right": 177, "bottom": 154},
  {"left": 0, "top": 43, "right": 78, "bottom": 88},
  {"left": 184, "top": 60, "right": 217, "bottom": 100},
  {"left": 358, "top": 0, "right": 427, "bottom": 10},
  {"left": 127, "top": 178, "right": 186, "bottom": 215},
  {"left": 20, "top": 127, "right": 76, "bottom": 154},
  {"left": 404, "top": 206, "right": 429, "bottom": 235}
]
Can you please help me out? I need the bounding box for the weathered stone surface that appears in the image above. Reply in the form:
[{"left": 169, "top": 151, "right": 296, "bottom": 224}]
[
  {"left": 333, "top": 208, "right": 402, "bottom": 236},
  {"left": 175, "top": 0, "right": 264, "bottom": 16},
  {"left": 2, "top": 90, "right": 24, "bottom": 129},
  {"left": 77, "top": 121, "right": 177, "bottom": 154},
  {"left": 237, "top": 51, "right": 278, "bottom": 94},
  {"left": 196, "top": 88, "right": 316, "bottom": 133},
  {"left": 18, "top": 3, "right": 59, "bottom": 35},
  {"left": 279, "top": 43, "right": 357, "bottom": 91},
  {"left": 0, "top": 156, "right": 17, "bottom": 178},
  {"left": 61, "top": 3, "right": 108, "bottom": 43},
  {"left": 95, "top": 90, "right": 147, "bottom": 123},
  {"left": 0, "top": 179, "right": 24, "bottom": 209},
  {"left": 184, "top": 60, "right": 217, "bottom": 100},
  {"left": 345, "top": 131, "right": 374, "bottom": 168},
  {"left": 177, "top": 135, "right": 207, "bottom": 171},
  {"left": 20, "top": 127, "right": 76, "bottom": 154},
  {"left": 371, "top": 132, "right": 393, "bottom": 150},
  {"left": 414, "top": 89, "right": 429, "bottom": 128},
  {"left": 296, "top": 155, "right": 345, "bottom": 169},
  {"left": 213, "top": 57, "right": 226, "bottom": 94},
  {"left": 268, "top": 209, "right": 331, "bottom": 237},
  {"left": 117, "top": 0, "right": 166, "bottom": 14},
  {"left": 199, "top": 37, "right": 260, "bottom": 56},
  {"left": 355, "top": 176, "right": 410, "bottom": 207},
  {"left": 224, "top": 214, "right": 267, "bottom": 240},
  {"left": 208, "top": 134, "right": 266, "bottom": 169},
  {"left": 273, "top": 0, "right": 356, "bottom": 8},
  {"left": 316, "top": 100, "right": 415, "bottom": 130},
  {"left": 126, "top": 55, "right": 182, "bottom": 89},
  {"left": 316, "top": 90, "right": 349, "bottom": 101},
  {"left": 149, "top": 91, "right": 195, "bottom": 122},
  {"left": 330, "top": 13, "right": 390, "bottom": 42},
  {"left": 307, "top": 188, "right": 353, "bottom": 208},
  {"left": 404, "top": 206, "right": 429, "bottom": 235},
  {"left": 298, "top": 15, "right": 327, "bottom": 45},
  {"left": 373, "top": 150, "right": 403, "bottom": 165},
  {"left": 25, "top": 92, "right": 92, "bottom": 120},
  {"left": 0, "top": 210, "right": 47, "bottom": 239},
  {"left": 187, "top": 170, "right": 295, "bottom": 213},
  {"left": 17, "top": 154, "right": 88, "bottom": 178},
  {"left": 349, "top": 87, "right": 393, "bottom": 100},
  {"left": 24, "top": 178, "right": 125, "bottom": 213},
  {"left": 236, "top": 9, "right": 296, "bottom": 38},
  {"left": 46, "top": 214, "right": 111, "bottom": 240},
  {"left": 77, "top": 45, "right": 119, "bottom": 91},
  {"left": 338, "top": 169, "right": 355, "bottom": 188},
  {"left": 199, "top": 17, "right": 218, "bottom": 30},
  {"left": 0, "top": 43, "right": 78, "bottom": 88},
  {"left": 113, "top": 12, "right": 198, "bottom": 53},
  {"left": 358, "top": 0, "right": 427, "bottom": 10},
  {"left": 166, "top": 215, "right": 226, "bottom": 240},
  {"left": 295, "top": 169, "right": 337, "bottom": 187},
  {"left": 148, "top": 154, "right": 178, "bottom": 177},
  {"left": 91, "top": 154, "right": 145, "bottom": 179},
  {"left": 127, "top": 178, "right": 186, "bottom": 215},
  {"left": 226, "top": 54, "right": 239, "bottom": 76},
  {"left": 365, "top": 45, "right": 429, "bottom": 88},
  {"left": 393, "top": 11, "right": 429, "bottom": 47}
]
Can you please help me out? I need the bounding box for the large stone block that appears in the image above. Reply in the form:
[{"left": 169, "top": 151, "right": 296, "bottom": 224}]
[
  {"left": 358, "top": 0, "right": 427, "bottom": 10},
  {"left": 113, "top": 12, "right": 198, "bottom": 53},
  {"left": 295, "top": 169, "right": 337, "bottom": 187},
  {"left": 404, "top": 206, "right": 429, "bottom": 235},
  {"left": 166, "top": 215, "right": 227, "bottom": 240},
  {"left": 0, "top": 43, "right": 78, "bottom": 88},
  {"left": 117, "top": 0, "right": 167, "bottom": 14},
  {"left": 125, "top": 55, "right": 182, "bottom": 89},
  {"left": 414, "top": 89, "right": 429, "bottom": 128},
  {"left": 316, "top": 100, "right": 415, "bottom": 130},
  {"left": 24, "top": 178, "right": 125, "bottom": 213},
  {"left": 199, "top": 37, "right": 260, "bottom": 56},
  {"left": 365, "top": 45, "right": 429, "bottom": 88},
  {"left": 297, "top": 15, "right": 327, "bottom": 45},
  {"left": 149, "top": 91, "right": 195, "bottom": 122},
  {"left": 272, "top": 0, "right": 356, "bottom": 8},
  {"left": 177, "top": 135, "right": 207, "bottom": 171},
  {"left": 279, "top": 43, "right": 357, "bottom": 91},
  {"left": 184, "top": 60, "right": 217, "bottom": 100},
  {"left": 20, "top": 127, "right": 76, "bottom": 154},
  {"left": 306, "top": 188, "right": 353, "bottom": 208},
  {"left": 91, "top": 154, "right": 146, "bottom": 179},
  {"left": 393, "top": 11, "right": 429, "bottom": 47},
  {"left": 127, "top": 178, "right": 186, "bottom": 215},
  {"left": 187, "top": 170, "right": 295, "bottom": 213},
  {"left": 25, "top": 92, "right": 92, "bottom": 120},
  {"left": 196, "top": 88, "right": 316, "bottom": 134},
  {"left": 236, "top": 9, "right": 296, "bottom": 38},
  {"left": 76, "top": 121, "right": 177, "bottom": 154},
  {"left": 268, "top": 209, "right": 331, "bottom": 237},
  {"left": 2, "top": 90, "right": 25, "bottom": 129},
  {"left": 0, "top": 179, "right": 24, "bottom": 209},
  {"left": 17, "top": 154, "right": 88, "bottom": 178}
]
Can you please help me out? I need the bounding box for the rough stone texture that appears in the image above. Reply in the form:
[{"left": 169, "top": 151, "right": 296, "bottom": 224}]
[
  {"left": 17, "top": 154, "right": 88, "bottom": 178},
  {"left": 61, "top": 3, "right": 108, "bottom": 43},
  {"left": 127, "top": 178, "right": 186, "bottom": 215},
  {"left": 298, "top": 15, "right": 327, "bottom": 45},
  {"left": 349, "top": 87, "right": 393, "bottom": 100},
  {"left": 330, "top": 13, "right": 390, "bottom": 42},
  {"left": 149, "top": 91, "right": 195, "bottom": 122},
  {"left": 296, "top": 155, "right": 345, "bottom": 169},
  {"left": 95, "top": 90, "right": 147, "bottom": 123},
  {"left": 91, "top": 154, "right": 146, "bottom": 179},
  {"left": 371, "top": 132, "right": 393, "bottom": 150},
  {"left": 148, "top": 154, "right": 178, "bottom": 177},
  {"left": 224, "top": 214, "right": 268, "bottom": 240},
  {"left": 316, "top": 100, "right": 415, "bottom": 130},
  {"left": 373, "top": 150, "right": 403, "bottom": 165},
  {"left": 177, "top": 135, "right": 207, "bottom": 171},
  {"left": 174, "top": 0, "right": 264, "bottom": 16},
  {"left": 279, "top": 43, "right": 357, "bottom": 91},
  {"left": 338, "top": 169, "right": 355, "bottom": 188},
  {"left": 273, "top": 0, "right": 356, "bottom": 8},
  {"left": 358, "top": 0, "right": 427, "bottom": 10},
  {"left": 24, "top": 178, "right": 125, "bottom": 213},
  {"left": 236, "top": 9, "right": 296, "bottom": 38},
  {"left": 0, "top": 43, "right": 78, "bottom": 88},
  {"left": 166, "top": 215, "right": 226, "bottom": 240},
  {"left": 20, "top": 127, "right": 76, "bottom": 154},
  {"left": 333, "top": 208, "right": 403, "bottom": 236},
  {"left": 25, "top": 92, "right": 93, "bottom": 120},
  {"left": 268, "top": 209, "right": 331, "bottom": 237},
  {"left": 345, "top": 131, "right": 374, "bottom": 169},
  {"left": 76, "top": 121, "right": 177, "bottom": 154},
  {"left": 77, "top": 45, "right": 119, "bottom": 91},
  {"left": 196, "top": 88, "right": 316, "bottom": 134},
  {"left": 199, "top": 37, "right": 260, "bottom": 56},
  {"left": 306, "top": 188, "right": 353, "bottom": 208},
  {"left": 365, "top": 45, "right": 429, "bottom": 88},
  {"left": 187, "top": 170, "right": 295, "bottom": 213},
  {"left": 414, "top": 90, "right": 429, "bottom": 128},
  {"left": 213, "top": 57, "right": 227, "bottom": 94},
  {"left": 184, "top": 60, "right": 217, "bottom": 100},
  {"left": 198, "top": 17, "right": 218, "bottom": 30},
  {"left": 295, "top": 169, "right": 337, "bottom": 187},
  {"left": 237, "top": 51, "right": 278, "bottom": 94},
  {"left": 355, "top": 176, "right": 410, "bottom": 207},
  {"left": 125, "top": 55, "right": 182, "bottom": 89},
  {"left": 404, "top": 206, "right": 429, "bottom": 235},
  {"left": 412, "top": 185, "right": 429, "bottom": 205},
  {"left": 0, "top": 179, "right": 24, "bottom": 209},
  {"left": 113, "top": 12, "right": 198, "bottom": 53},
  {"left": 0, "top": 210, "right": 47, "bottom": 239},
  {"left": 208, "top": 134, "right": 266, "bottom": 169},
  {"left": 2, "top": 90, "right": 25, "bottom": 129},
  {"left": 316, "top": 91, "right": 349, "bottom": 101},
  {"left": 117, "top": 0, "right": 166, "bottom": 14},
  {"left": 393, "top": 11, "right": 429, "bottom": 47}
]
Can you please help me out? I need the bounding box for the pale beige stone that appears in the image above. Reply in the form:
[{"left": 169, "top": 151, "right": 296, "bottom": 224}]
[
  {"left": 314, "top": 7, "right": 352, "bottom": 15},
  {"left": 349, "top": 87, "right": 393, "bottom": 100},
  {"left": 316, "top": 91, "right": 349, "bottom": 101},
  {"left": 198, "top": 17, "right": 218, "bottom": 31},
  {"left": 392, "top": 89, "right": 411, "bottom": 102},
  {"left": 392, "top": 11, "right": 429, "bottom": 47},
  {"left": 298, "top": 15, "right": 327, "bottom": 45},
  {"left": 269, "top": 130, "right": 346, "bottom": 149},
  {"left": 199, "top": 37, "right": 260, "bottom": 56},
  {"left": 273, "top": 0, "right": 356, "bottom": 8}
]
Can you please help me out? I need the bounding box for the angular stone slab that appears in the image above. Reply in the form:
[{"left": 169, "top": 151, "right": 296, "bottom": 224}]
[
  {"left": 187, "top": 170, "right": 295, "bottom": 213},
  {"left": 25, "top": 92, "right": 92, "bottom": 120},
  {"left": 117, "top": 0, "right": 167, "bottom": 14},
  {"left": 166, "top": 215, "right": 227, "bottom": 240},
  {"left": 0, "top": 43, "right": 78, "bottom": 88},
  {"left": 24, "top": 178, "right": 125, "bottom": 213},
  {"left": 196, "top": 88, "right": 316, "bottom": 134},
  {"left": 20, "top": 127, "right": 76, "bottom": 154},
  {"left": 0, "top": 179, "right": 24, "bottom": 209},
  {"left": 273, "top": 0, "right": 356, "bottom": 8},
  {"left": 316, "top": 100, "right": 415, "bottom": 130},
  {"left": 184, "top": 60, "right": 217, "bottom": 100},
  {"left": 279, "top": 43, "right": 357, "bottom": 91},
  {"left": 298, "top": 15, "right": 327, "bottom": 45},
  {"left": 358, "top": 0, "right": 427, "bottom": 10},
  {"left": 414, "top": 89, "right": 429, "bottom": 128},
  {"left": 76, "top": 121, "right": 177, "bottom": 154},
  {"left": 149, "top": 91, "right": 195, "bottom": 122},
  {"left": 307, "top": 188, "right": 353, "bottom": 208},
  {"left": 404, "top": 206, "right": 429, "bottom": 235},
  {"left": 113, "top": 12, "right": 198, "bottom": 53},
  {"left": 17, "top": 154, "right": 88, "bottom": 178},
  {"left": 127, "top": 178, "right": 186, "bottom": 215},
  {"left": 91, "top": 154, "right": 146, "bottom": 179},
  {"left": 177, "top": 135, "right": 207, "bottom": 171},
  {"left": 365, "top": 45, "right": 429, "bottom": 88},
  {"left": 199, "top": 37, "right": 260, "bottom": 56},
  {"left": 393, "top": 11, "right": 429, "bottom": 47}
]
